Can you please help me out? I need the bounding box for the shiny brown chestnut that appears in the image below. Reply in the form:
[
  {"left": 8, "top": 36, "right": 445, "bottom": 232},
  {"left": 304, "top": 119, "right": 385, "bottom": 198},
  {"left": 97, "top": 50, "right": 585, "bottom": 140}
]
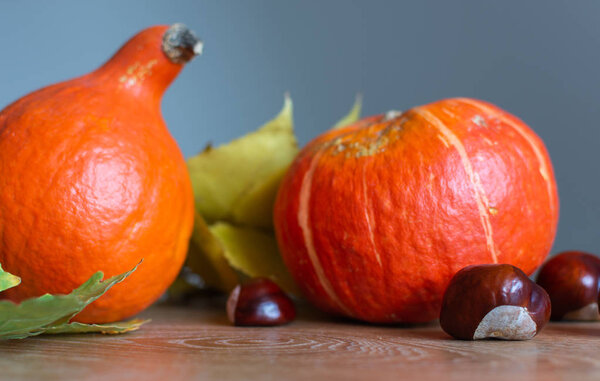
[
  {"left": 440, "top": 264, "right": 550, "bottom": 340},
  {"left": 226, "top": 277, "right": 296, "bottom": 326},
  {"left": 536, "top": 251, "right": 600, "bottom": 321}
]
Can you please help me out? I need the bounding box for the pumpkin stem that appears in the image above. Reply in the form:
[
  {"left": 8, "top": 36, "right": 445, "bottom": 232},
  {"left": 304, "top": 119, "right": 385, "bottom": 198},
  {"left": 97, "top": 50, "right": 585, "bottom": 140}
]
[{"left": 162, "top": 23, "right": 203, "bottom": 64}]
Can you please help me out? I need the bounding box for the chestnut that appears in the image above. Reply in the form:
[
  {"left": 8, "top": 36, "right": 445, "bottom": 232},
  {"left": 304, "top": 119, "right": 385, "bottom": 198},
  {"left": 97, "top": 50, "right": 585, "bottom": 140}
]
[
  {"left": 440, "top": 264, "right": 550, "bottom": 340},
  {"left": 226, "top": 277, "right": 296, "bottom": 326},
  {"left": 536, "top": 251, "right": 600, "bottom": 321}
]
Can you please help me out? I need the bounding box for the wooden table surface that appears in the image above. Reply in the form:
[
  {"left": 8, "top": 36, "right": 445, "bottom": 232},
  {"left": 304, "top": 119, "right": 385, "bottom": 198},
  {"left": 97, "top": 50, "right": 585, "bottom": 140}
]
[{"left": 1, "top": 295, "right": 599, "bottom": 381}]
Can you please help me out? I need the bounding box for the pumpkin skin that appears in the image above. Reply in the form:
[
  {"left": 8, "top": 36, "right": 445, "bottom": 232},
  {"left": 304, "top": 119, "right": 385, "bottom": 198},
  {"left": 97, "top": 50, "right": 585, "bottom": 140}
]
[
  {"left": 273, "top": 98, "right": 559, "bottom": 323},
  {"left": 0, "top": 25, "right": 199, "bottom": 323}
]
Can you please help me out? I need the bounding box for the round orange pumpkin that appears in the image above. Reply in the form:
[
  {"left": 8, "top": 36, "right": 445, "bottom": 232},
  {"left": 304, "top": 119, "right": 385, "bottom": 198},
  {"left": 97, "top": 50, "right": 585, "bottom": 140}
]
[
  {"left": 0, "top": 24, "right": 201, "bottom": 323},
  {"left": 274, "top": 98, "right": 559, "bottom": 323}
]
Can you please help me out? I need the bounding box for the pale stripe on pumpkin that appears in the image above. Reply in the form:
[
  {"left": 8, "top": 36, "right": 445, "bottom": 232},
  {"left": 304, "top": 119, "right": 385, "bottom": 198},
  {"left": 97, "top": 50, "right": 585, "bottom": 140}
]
[
  {"left": 455, "top": 98, "right": 557, "bottom": 217},
  {"left": 361, "top": 159, "right": 383, "bottom": 268},
  {"left": 413, "top": 107, "right": 499, "bottom": 264},
  {"left": 298, "top": 151, "right": 354, "bottom": 315}
]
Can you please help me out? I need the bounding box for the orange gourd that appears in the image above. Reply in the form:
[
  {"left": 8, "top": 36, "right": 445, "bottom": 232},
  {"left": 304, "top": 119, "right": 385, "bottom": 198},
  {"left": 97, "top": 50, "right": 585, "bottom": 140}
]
[
  {"left": 274, "top": 98, "right": 559, "bottom": 323},
  {"left": 0, "top": 24, "right": 201, "bottom": 323}
]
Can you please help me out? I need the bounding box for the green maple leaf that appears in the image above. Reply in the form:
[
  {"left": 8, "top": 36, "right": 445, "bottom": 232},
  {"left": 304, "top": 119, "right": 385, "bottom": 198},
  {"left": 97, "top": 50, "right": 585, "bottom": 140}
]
[
  {"left": 0, "top": 264, "right": 21, "bottom": 293},
  {"left": 44, "top": 319, "right": 149, "bottom": 335},
  {"left": 0, "top": 263, "right": 148, "bottom": 340}
]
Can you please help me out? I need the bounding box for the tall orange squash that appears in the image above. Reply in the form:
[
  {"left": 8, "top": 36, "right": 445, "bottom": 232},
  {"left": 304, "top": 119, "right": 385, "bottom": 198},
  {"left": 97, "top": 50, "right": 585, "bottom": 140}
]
[
  {"left": 0, "top": 24, "right": 201, "bottom": 323},
  {"left": 274, "top": 98, "right": 559, "bottom": 323}
]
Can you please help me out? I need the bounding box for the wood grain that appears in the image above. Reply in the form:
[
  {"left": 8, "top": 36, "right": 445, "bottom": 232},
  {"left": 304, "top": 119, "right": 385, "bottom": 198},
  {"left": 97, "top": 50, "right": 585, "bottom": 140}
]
[{"left": 1, "top": 295, "right": 599, "bottom": 381}]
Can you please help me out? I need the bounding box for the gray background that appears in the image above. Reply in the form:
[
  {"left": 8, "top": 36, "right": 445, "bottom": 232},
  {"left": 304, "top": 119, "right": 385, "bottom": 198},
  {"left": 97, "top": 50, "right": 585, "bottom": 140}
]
[{"left": 0, "top": 1, "right": 598, "bottom": 256}]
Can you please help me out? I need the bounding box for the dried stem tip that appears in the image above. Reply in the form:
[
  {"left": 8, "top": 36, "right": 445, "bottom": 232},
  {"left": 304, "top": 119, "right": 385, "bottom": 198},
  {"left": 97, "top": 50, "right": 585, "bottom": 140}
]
[{"left": 162, "top": 23, "right": 203, "bottom": 64}]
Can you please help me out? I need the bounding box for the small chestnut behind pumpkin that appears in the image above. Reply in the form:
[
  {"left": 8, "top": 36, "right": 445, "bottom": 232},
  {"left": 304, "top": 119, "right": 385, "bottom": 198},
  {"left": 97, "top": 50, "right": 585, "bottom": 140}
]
[
  {"left": 440, "top": 264, "right": 550, "bottom": 340},
  {"left": 227, "top": 278, "right": 296, "bottom": 326},
  {"left": 536, "top": 251, "right": 600, "bottom": 321}
]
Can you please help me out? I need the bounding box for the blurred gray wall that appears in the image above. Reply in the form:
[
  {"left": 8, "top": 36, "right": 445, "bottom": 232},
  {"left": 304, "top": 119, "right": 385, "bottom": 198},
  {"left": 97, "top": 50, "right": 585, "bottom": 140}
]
[{"left": 1, "top": 0, "right": 598, "bottom": 255}]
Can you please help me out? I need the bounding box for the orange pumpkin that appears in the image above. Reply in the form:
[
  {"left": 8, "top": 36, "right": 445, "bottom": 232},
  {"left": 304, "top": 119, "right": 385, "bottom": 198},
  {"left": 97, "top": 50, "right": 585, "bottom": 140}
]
[
  {"left": 274, "top": 98, "right": 559, "bottom": 323},
  {"left": 0, "top": 24, "right": 201, "bottom": 323}
]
